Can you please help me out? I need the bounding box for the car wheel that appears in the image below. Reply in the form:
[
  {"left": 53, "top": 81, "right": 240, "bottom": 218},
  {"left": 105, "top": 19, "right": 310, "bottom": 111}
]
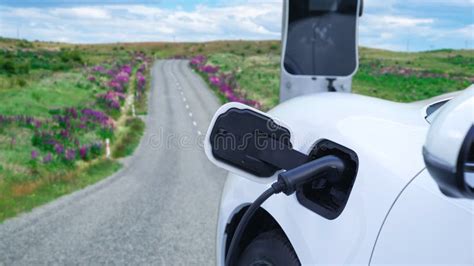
[{"left": 237, "top": 230, "right": 300, "bottom": 266}]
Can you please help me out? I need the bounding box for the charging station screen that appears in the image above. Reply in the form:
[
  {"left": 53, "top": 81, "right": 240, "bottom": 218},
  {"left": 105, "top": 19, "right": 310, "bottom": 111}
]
[{"left": 284, "top": 0, "right": 358, "bottom": 77}]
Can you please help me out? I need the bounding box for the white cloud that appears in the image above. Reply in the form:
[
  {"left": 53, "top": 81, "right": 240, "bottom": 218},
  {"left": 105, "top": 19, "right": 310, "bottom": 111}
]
[
  {"left": 0, "top": 1, "right": 471, "bottom": 51},
  {"left": 455, "top": 24, "right": 474, "bottom": 39},
  {"left": 50, "top": 7, "right": 111, "bottom": 19},
  {"left": 378, "top": 16, "right": 434, "bottom": 27},
  {"left": 365, "top": 0, "right": 473, "bottom": 9}
]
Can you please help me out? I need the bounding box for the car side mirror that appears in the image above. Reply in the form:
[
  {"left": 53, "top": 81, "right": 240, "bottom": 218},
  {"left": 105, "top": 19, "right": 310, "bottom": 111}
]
[{"left": 423, "top": 87, "right": 474, "bottom": 199}]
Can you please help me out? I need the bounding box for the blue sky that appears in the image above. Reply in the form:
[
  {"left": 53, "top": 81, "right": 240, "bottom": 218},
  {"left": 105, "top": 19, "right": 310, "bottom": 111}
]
[{"left": 0, "top": 0, "right": 472, "bottom": 51}]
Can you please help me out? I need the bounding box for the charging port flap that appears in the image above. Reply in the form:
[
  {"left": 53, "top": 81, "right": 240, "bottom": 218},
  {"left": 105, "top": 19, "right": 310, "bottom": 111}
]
[
  {"left": 206, "top": 103, "right": 307, "bottom": 178},
  {"left": 297, "top": 139, "right": 359, "bottom": 220}
]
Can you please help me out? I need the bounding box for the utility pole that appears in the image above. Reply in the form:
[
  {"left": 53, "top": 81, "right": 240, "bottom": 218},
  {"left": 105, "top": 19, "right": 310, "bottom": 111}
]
[{"left": 406, "top": 40, "right": 410, "bottom": 52}]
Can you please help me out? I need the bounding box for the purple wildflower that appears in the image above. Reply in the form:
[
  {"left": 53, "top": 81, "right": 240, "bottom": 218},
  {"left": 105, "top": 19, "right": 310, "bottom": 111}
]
[
  {"left": 209, "top": 76, "right": 221, "bottom": 86},
  {"left": 55, "top": 144, "right": 64, "bottom": 155},
  {"left": 81, "top": 108, "right": 113, "bottom": 128},
  {"left": 31, "top": 150, "right": 39, "bottom": 160},
  {"left": 43, "top": 153, "right": 52, "bottom": 164},
  {"left": 115, "top": 71, "right": 130, "bottom": 84},
  {"left": 60, "top": 129, "right": 70, "bottom": 140},
  {"left": 190, "top": 55, "right": 207, "bottom": 66},
  {"left": 106, "top": 69, "right": 115, "bottom": 76},
  {"left": 201, "top": 65, "right": 219, "bottom": 74},
  {"left": 108, "top": 80, "right": 123, "bottom": 91},
  {"left": 92, "top": 65, "right": 105, "bottom": 73},
  {"left": 34, "top": 120, "right": 42, "bottom": 129},
  {"left": 97, "top": 91, "right": 125, "bottom": 110},
  {"left": 121, "top": 65, "right": 132, "bottom": 75},
  {"left": 110, "top": 100, "right": 121, "bottom": 110},
  {"left": 79, "top": 146, "right": 88, "bottom": 160},
  {"left": 136, "top": 72, "right": 146, "bottom": 93},
  {"left": 65, "top": 149, "right": 76, "bottom": 161}
]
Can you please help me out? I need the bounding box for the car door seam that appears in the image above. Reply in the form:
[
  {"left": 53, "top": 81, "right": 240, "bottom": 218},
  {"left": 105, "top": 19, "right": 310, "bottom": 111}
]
[{"left": 368, "top": 167, "right": 426, "bottom": 265}]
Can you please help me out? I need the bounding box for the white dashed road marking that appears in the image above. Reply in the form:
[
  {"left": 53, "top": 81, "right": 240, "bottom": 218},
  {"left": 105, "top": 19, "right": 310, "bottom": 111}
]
[{"left": 173, "top": 72, "right": 202, "bottom": 137}]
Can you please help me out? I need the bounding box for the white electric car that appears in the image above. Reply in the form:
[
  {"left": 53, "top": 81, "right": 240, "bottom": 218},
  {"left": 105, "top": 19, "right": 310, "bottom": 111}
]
[
  {"left": 207, "top": 88, "right": 473, "bottom": 265},
  {"left": 204, "top": 1, "right": 474, "bottom": 265}
]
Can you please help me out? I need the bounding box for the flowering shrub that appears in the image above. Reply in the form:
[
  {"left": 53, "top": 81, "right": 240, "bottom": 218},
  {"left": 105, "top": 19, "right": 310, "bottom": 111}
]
[
  {"left": 97, "top": 91, "right": 126, "bottom": 110},
  {"left": 190, "top": 55, "right": 261, "bottom": 109},
  {"left": 4, "top": 52, "right": 151, "bottom": 167},
  {"left": 200, "top": 65, "right": 219, "bottom": 74},
  {"left": 87, "top": 62, "right": 135, "bottom": 114},
  {"left": 121, "top": 65, "right": 132, "bottom": 75},
  {"left": 135, "top": 62, "right": 149, "bottom": 99},
  {"left": 81, "top": 108, "right": 114, "bottom": 128},
  {"left": 209, "top": 76, "right": 221, "bottom": 86},
  {"left": 30, "top": 108, "right": 112, "bottom": 164},
  {"left": 190, "top": 55, "right": 206, "bottom": 66}
]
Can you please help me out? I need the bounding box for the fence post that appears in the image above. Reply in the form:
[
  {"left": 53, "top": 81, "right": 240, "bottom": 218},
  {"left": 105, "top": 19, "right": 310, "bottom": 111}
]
[{"left": 106, "top": 138, "right": 111, "bottom": 158}]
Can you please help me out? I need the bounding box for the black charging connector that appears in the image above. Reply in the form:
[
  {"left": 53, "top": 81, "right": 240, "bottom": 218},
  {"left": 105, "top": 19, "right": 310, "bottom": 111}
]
[
  {"left": 225, "top": 155, "right": 346, "bottom": 266},
  {"left": 278, "top": 155, "right": 345, "bottom": 195}
]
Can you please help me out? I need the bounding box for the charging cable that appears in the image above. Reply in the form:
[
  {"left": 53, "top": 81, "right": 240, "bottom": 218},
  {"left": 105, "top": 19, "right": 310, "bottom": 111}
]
[{"left": 225, "top": 155, "right": 345, "bottom": 266}]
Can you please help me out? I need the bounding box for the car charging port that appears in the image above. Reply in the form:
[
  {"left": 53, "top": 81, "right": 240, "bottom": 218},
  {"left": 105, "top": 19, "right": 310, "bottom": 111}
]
[{"left": 297, "top": 139, "right": 359, "bottom": 220}]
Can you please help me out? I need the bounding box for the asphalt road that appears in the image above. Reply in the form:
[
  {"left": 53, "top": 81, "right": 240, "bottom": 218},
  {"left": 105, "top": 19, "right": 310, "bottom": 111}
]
[{"left": 0, "top": 60, "right": 227, "bottom": 265}]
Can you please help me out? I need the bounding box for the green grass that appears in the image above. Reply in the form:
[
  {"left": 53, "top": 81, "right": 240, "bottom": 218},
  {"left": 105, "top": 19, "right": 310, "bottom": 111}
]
[
  {"left": 111, "top": 117, "right": 145, "bottom": 158},
  {"left": 0, "top": 159, "right": 121, "bottom": 222},
  {"left": 205, "top": 47, "right": 473, "bottom": 109},
  {"left": 0, "top": 48, "right": 84, "bottom": 75},
  {"left": 353, "top": 66, "right": 470, "bottom": 102},
  {"left": 0, "top": 72, "right": 104, "bottom": 117},
  {"left": 135, "top": 94, "right": 149, "bottom": 115}
]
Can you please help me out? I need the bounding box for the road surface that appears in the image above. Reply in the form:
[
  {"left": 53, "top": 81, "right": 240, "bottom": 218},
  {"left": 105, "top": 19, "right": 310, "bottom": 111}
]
[{"left": 0, "top": 60, "right": 227, "bottom": 265}]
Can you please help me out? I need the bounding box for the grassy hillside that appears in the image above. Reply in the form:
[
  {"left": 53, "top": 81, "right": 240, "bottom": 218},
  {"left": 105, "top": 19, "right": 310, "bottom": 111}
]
[
  {"left": 62, "top": 37, "right": 469, "bottom": 110},
  {"left": 0, "top": 38, "right": 151, "bottom": 221},
  {"left": 197, "top": 45, "right": 473, "bottom": 110},
  {"left": 0, "top": 37, "right": 472, "bottom": 221}
]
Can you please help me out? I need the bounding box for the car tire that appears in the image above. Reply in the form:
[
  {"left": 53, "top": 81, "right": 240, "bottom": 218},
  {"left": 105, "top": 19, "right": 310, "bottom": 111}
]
[{"left": 237, "top": 230, "right": 300, "bottom": 266}]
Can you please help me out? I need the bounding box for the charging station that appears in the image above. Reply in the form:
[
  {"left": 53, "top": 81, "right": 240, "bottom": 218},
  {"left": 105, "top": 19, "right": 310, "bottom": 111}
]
[{"left": 280, "top": 0, "right": 363, "bottom": 101}]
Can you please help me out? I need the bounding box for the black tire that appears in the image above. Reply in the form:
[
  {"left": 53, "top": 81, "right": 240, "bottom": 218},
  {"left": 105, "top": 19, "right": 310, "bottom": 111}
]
[{"left": 237, "top": 230, "right": 300, "bottom": 266}]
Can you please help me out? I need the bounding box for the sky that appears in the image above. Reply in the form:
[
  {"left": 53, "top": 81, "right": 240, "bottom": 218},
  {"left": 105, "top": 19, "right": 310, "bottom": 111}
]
[{"left": 0, "top": 0, "right": 472, "bottom": 51}]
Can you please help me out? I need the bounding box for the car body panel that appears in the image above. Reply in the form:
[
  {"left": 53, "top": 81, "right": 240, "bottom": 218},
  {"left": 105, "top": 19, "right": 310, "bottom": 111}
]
[
  {"left": 370, "top": 169, "right": 474, "bottom": 265},
  {"left": 216, "top": 92, "right": 443, "bottom": 265}
]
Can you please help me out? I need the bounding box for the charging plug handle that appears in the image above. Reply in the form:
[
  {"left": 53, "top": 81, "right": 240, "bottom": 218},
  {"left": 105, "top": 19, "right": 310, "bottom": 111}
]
[
  {"left": 225, "top": 155, "right": 346, "bottom": 266},
  {"left": 278, "top": 155, "right": 345, "bottom": 195}
]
